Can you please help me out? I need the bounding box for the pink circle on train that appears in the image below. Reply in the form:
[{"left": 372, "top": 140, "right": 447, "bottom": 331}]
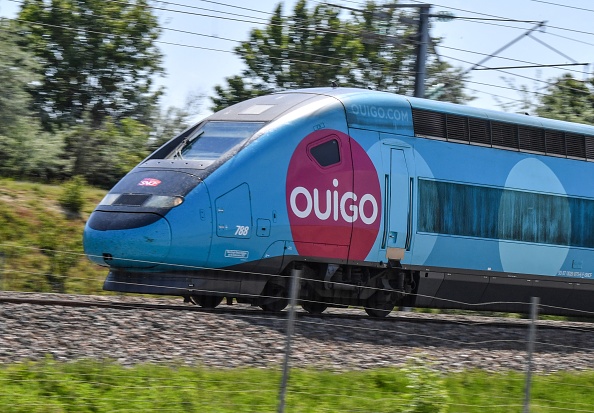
[{"left": 286, "top": 129, "right": 381, "bottom": 261}]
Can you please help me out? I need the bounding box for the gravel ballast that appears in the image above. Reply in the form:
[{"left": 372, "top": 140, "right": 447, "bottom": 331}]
[{"left": 0, "top": 293, "right": 592, "bottom": 373}]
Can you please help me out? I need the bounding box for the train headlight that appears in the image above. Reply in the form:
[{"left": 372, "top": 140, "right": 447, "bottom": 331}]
[
  {"left": 143, "top": 195, "right": 184, "bottom": 208},
  {"left": 98, "top": 193, "right": 184, "bottom": 208}
]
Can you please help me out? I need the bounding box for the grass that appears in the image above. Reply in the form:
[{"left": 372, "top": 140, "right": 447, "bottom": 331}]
[
  {"left": 445, "top": 370, "right": 594, "bottom": 412},
  {"left": 0, "top": 359, "right": 592, "bottom": 412},
  {"left": 0, "top": 178, "right": 108, "bottom": 294}
]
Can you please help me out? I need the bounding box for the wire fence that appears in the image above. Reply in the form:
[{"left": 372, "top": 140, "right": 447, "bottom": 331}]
[{"left": 0, "top": 243, "right": 593, "bottom": 412}]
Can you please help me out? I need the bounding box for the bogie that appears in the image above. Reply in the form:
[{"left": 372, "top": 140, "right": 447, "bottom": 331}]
[{"left": 297, "top": 263, "right": 410, "bottom": 315}]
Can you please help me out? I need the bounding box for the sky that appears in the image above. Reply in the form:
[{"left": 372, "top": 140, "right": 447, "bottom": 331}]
[{"left": 2, "top": 0, "right": 594, "bottom": 120}]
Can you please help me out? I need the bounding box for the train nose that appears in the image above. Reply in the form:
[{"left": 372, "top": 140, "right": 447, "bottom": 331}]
[{"left": 83, "top": 211, "right": 171, "bottom": 268}]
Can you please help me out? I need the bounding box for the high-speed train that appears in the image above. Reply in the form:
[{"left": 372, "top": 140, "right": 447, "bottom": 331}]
[{"left": 84, "top": 87, "right": 594, "bottom": 316}]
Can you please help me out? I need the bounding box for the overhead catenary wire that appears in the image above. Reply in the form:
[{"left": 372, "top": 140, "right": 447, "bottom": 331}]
[
  {"left": 7, "top": 0, "right": 274, "bottom": 26},
  {"left": 159, "top": 0, "right": 273, "bottom": 18},
  {"left": 157, "top": 0, "right": 594, "bottom": 100},
  {"left": 5, "top": 1, "right": 591, "bottom": 81},
  {"left": 530, "top": 0, "right": 594, "bottom": 13},
  {"left": 409, "top": 0, "right": 594, "bottom": 42},
  {"left": 9, "top": 0, "right": 585, "bottom": 77},
  {"left": 13, "top": 0, "right": 581, "bottom": 82},
  {"left": 8, "top": 0, "right": 594, "bottom": 60},
  {"left": 9, "top": 18, "right": 343, "bottom": 69},
  {"left": 10, "top": 0, "right": 594, "bottom": 73},
  {"left": 437, "top": 53, "right": 590, "bottom": 97},
  {"left": 0, "top": 19, "right": 577, "bottom": 104},
  {"left": 4, "top": 0, "right": 594, "bottom": 109}
]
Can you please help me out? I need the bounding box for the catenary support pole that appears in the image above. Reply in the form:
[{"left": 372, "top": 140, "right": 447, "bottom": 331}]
[
  {"left": 278, "top": 268, "right": 301, "bottom": 413},
  {"left": 413, "top": 4, "right": 431, "bottom": 98},
  {"left": 523, "top": 296, "right": 540, "bottom": 413}
]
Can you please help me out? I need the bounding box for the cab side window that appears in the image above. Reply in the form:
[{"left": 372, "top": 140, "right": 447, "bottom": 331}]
[{"left": 309, "top": 138, "right": 340, "bottom": 167}]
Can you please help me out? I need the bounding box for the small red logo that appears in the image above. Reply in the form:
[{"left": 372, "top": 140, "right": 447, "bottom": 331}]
[{"left": 138, "top": 178, "right": 161, "bottom": 187}]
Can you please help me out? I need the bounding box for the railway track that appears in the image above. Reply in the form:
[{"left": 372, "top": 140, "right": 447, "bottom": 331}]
[{"left": 1, "top": 291, "right": 593, "bottom": 332}]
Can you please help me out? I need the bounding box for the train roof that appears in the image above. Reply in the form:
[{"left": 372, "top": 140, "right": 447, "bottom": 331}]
[
  {"left": 278, "top": 87, "right": 594, "bottom": 137},
  {"left": 211, "top": 86, "right": 594, "bottom": 136},
  {"left": 207, "top": 87, "right": 594, "bottom": 159},
  {"left": 277, "top": 88, "right": 594, "bottom": 159},
  {"left": 406, "top": 94, "right": 594, "bottom": 137}
]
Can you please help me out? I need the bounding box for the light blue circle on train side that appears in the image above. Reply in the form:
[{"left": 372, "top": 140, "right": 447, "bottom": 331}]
[{"left": 498, "top": 158, "right": 570, "bottom": 275}]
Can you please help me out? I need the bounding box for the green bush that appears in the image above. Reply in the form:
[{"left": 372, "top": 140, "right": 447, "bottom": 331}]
[
  {"left": 59, "top": 176, "right": 86, "bottom": 214},
  {"left": 401, "top": 357, "right": 449, "bottom": 413}
]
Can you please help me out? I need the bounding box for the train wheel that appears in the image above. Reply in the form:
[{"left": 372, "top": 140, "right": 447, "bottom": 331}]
[
  {"left": 190, "top": 295, "right": 224, "bottom": 309},
  {"left": 301, "top": 300, "right": 328, "bottom": 314},
  {"left": 364, "top": 306, "right": 393, "bottom": 318},
  {"left": 301, "top": 282, "right": 327, "bottom": 314},
  {"left": 364, "top": 293, "right": 395, "bottom": 318},
  {"left": 260, "top": 283, "right": 288, "bottom": 312}
]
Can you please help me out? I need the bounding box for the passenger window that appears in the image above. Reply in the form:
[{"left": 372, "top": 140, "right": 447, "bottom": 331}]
[{"left": 309, "top": 138, "right": 340, "bottom": 167}]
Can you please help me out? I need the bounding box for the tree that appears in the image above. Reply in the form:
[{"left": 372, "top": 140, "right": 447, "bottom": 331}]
[
  {"left": 18, "top": 0, "right": 163, "bottom": 129},
  {"left": 0, "top": 19, "right": 39, "bottom": 137},
  {"left": 535, "top": 74, "right": 594, "bottom": 124},
  {"left": 212, "top": 76, "right": 270, "bottom": 115},
  {"left": 0, "top": 19, "right": 68, "bottom": 181},
  {"left": 148, "top": 90, "right": 206, "bottom": 150},
  {"left": 211, "top": 0, "right": 471, "bottom": 111},
  {"left": 59, "top": 116, "right": 151, "bottom": 188}
]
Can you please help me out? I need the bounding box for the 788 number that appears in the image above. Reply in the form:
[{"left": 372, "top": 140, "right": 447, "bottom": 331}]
[{"left": 235, "top": 225, "right": 250, "bottom": 236}]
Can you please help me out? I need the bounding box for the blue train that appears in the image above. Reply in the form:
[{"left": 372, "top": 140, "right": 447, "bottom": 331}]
[{"left": 83, "top": 87, "right": 594, "bottom": 316}]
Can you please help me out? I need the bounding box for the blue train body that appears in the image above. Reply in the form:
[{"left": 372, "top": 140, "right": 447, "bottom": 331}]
[{"left": 83, "top": 88, "right": 594, "bottom": 316}]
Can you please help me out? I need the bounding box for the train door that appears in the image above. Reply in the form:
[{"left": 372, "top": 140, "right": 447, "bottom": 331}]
[
  {"left": 210, "top": 182, "right": 255, "bottom": 268},
  {"left": 287, "top": 132, "right": 354, "bottom": 261},
  {"left": 346, "top": 129, "right": 384, "bottom": 263},
  {"left": 382, "top": 147, "right": 411, "bottom": 262}
]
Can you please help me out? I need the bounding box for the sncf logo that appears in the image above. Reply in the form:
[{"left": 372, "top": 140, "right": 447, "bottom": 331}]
[
  {"left": 289, "top": 179, "right": 379, "bottom": 224},
  {"left": 138, "top": 178, "right": 161, "bottom": 187},
  {"left": 286, "top": 129, "right": 381, "bottom": 261}
]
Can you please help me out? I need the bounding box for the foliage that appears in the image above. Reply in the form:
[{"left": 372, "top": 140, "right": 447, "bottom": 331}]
[
  {"left": 0, "top": 19, "right": 68, "bottom": 181},
  {"left": 59, "top": 116, "right": 151, "bottom": 188},
  {"left": 401, "top": 358, "right": 449, "bottom": 413},
  {"left": 0, "top": 121, "right": 69, "bottom": 182},
  {"left": 18, "top": 0, "right": 164, "bottom": 129},
  {"left": 1, "top": 4, "right": 201, "bottom": 186},
  {"left": 212, "top": 75, "right": 270, "bottom": 116},
  {"left": 502, "top": 73, "right": 594, "bottom": 122},
  {"left": 0, "top": 360, "right": 440, "bottom": 412},
  {"left": 37, "top": 216, "right": 81, "bottom": 293},
  {"left": 0, "top": 110, "right": 153, "bottom": 187},
  {"left": 536, "top": 73, "right": 594, "bottom": 124},
  {"left": 0, "top": 359, "right": 593, "bottom": 412},
  {"left": 0, "top": 16, "right": 161, "bottom": 186},
  {"left": 0, "top": 179, "right": 107, "bottom": 294},
  {"left": 148, "top": 90, "right": 206, "bottom": 150},
  {"left": 211, "top": 0, "right": 472, "bottom": 111},
  {"left": 59, "top": 176, "right": 86, "bottom": 214},
  {"left": 0, "top": 19, "right": 39, "bottom": 137}
]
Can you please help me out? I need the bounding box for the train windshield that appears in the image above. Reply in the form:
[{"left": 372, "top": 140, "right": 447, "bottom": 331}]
[{"left": 174, "top": 121, "right": 264, "bottom": 161}]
